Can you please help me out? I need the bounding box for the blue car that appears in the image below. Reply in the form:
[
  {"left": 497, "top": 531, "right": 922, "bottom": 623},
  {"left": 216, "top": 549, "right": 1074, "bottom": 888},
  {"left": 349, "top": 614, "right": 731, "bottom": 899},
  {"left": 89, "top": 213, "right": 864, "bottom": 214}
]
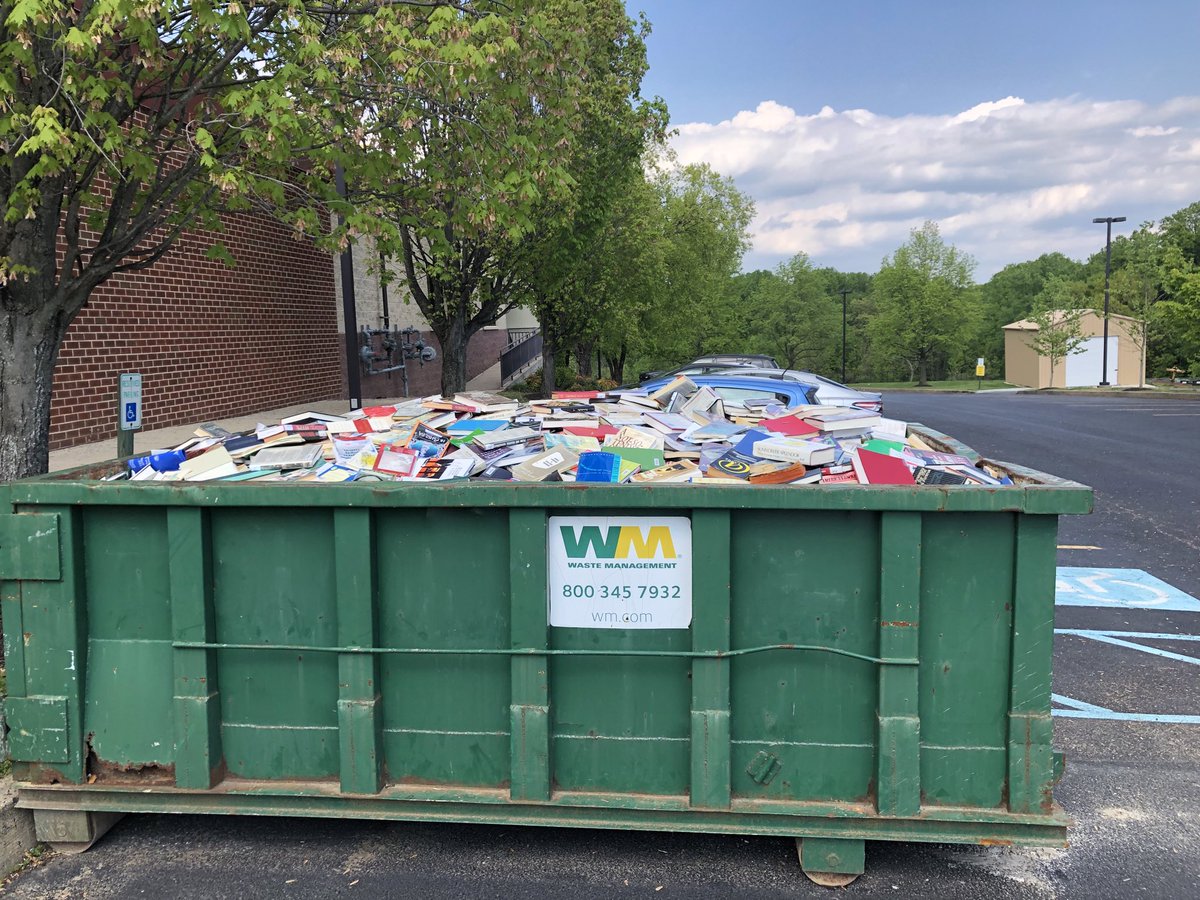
[{"left": 637, "top": 375, "right": 818, "bottom": 408}]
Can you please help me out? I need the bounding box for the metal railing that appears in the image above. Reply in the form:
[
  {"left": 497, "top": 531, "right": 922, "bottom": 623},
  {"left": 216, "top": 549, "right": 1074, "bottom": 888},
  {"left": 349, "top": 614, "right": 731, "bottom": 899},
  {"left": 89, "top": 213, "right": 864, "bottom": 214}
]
[
  {"left": 505, "top": 328, "right": 538, "bottom": 351},
  {"left": 500, "top": 329, "right": 542, "bottom": 383}
]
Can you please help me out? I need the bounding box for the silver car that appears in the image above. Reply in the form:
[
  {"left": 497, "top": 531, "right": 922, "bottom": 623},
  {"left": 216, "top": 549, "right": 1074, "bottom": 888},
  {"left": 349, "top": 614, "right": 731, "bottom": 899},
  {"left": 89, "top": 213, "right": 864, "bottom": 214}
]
[{"left": 710, "top": 368, "right": 883, "bottom": 412}]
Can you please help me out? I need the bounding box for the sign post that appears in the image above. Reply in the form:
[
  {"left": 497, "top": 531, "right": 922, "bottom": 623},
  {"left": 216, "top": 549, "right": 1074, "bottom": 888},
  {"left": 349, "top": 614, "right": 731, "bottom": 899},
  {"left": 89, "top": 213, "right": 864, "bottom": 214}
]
[
  {"left": 975, "top": 357, "right": 986, "bottom": 391},
  {"left": 117, "top": 373, "right": 142, "bottom": 459}
]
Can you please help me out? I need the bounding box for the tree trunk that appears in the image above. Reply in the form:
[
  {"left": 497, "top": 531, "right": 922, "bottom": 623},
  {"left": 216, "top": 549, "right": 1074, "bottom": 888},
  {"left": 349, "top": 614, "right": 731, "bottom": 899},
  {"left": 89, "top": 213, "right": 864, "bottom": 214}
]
[
  {"left": 575, "top": 340, "right": 594, "bottom": 377},
  {"left": 606, "top": 342, "right": 628, "bottom": 384},
  {"left": 437, "top": 316, "right": 469, "bottom": 397},
  {"left": 917, "top": 357, "right": 929, "bottom": 386},
  {"left": 0, "top": 306, "right": 69, "bottom": 480}
]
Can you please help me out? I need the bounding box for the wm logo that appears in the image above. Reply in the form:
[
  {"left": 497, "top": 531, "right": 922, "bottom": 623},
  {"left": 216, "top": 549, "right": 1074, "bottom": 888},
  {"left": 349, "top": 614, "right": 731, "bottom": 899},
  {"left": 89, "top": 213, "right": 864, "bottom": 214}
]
[{"left": 560, "top": 525, "right": 677, "bottom": 560}]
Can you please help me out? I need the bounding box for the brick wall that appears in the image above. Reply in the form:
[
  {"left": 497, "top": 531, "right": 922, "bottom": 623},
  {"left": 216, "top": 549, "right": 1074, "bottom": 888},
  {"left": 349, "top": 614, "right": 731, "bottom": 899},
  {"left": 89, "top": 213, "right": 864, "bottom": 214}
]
[{"left": 50, "top": 213, "right": 341, "bottom": 450}]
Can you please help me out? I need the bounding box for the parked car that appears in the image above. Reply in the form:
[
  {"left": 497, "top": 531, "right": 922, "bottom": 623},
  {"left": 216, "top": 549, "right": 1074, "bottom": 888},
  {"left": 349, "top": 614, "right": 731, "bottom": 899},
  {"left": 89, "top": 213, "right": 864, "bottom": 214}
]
[
  {"left": 638, "top": 353, "right": 779, "bottom": 382},
  {"left": 690, "top": 353, "right": 779, "bottom": 368},
  {"left": 708, "top": 368, "right": 884, "bottom": 412},
  {"left": 635, "top": 375, "right": 817, "bottom": 408}
]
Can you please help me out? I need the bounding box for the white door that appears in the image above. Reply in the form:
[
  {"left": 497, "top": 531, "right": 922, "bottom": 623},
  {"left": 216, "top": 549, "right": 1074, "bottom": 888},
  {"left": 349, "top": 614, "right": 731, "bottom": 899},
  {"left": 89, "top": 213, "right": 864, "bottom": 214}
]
[{"left": 1065, "top": 337, "right": 1118, "bottom": 387}]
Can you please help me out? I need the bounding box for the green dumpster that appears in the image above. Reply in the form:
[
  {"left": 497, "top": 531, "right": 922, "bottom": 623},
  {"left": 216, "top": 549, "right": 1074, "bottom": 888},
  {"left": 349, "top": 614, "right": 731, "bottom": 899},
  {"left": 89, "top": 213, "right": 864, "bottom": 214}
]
[{"left": 0, "top": 427, "right": 1090, "bottom": 882}]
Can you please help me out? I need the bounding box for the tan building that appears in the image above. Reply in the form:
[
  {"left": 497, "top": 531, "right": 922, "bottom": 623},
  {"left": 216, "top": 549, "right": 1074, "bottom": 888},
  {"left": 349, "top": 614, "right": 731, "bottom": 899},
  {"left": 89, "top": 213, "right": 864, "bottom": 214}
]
[{"left": 1003, "top": 310, "right": 1144, "bottom": 388}]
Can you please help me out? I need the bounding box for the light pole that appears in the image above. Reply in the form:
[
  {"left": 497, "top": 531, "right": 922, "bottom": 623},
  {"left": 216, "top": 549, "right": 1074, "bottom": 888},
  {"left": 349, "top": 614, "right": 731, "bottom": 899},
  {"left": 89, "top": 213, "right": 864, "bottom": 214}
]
[
  {"left": 838, "top": 288, "right": 851, "bottom": 383},
  {"left": 1092, "top": 215, "right": 1126, "bottom": 386}
]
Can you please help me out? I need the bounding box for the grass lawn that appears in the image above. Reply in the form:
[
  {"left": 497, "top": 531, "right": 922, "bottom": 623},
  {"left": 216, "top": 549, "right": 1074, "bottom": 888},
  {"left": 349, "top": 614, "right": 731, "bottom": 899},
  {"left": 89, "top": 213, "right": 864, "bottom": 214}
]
[{"left": 850, "top": 380, "right": 1018, "bottom": 391}]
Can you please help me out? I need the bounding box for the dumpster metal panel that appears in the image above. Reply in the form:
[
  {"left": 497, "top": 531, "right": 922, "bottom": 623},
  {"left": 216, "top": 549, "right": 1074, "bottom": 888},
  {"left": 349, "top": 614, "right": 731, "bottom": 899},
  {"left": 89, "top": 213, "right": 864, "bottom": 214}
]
[
  {"left": 377, "top": 507, "right": 512, "bottom": 788},
  {"left": 0, "top": 435, "right": 1091, "bottom": 867}
]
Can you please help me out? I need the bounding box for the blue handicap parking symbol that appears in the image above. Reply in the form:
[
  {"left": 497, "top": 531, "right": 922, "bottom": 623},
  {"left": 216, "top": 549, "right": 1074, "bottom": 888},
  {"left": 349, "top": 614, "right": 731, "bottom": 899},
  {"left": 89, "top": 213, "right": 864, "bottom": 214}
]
[
  {"left": 1056, "top": 567, "right": 1200, "bottom": 612},
  {"left": 125, "top": 402, "right": 138, "bottom": 422}
]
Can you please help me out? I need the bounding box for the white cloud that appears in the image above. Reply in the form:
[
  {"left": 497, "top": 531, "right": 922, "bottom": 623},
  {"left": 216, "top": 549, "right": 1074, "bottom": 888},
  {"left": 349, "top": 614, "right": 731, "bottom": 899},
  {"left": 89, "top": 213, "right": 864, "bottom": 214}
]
[{"left": 669, "top": 96, "right": 1200, "bottom": 278}]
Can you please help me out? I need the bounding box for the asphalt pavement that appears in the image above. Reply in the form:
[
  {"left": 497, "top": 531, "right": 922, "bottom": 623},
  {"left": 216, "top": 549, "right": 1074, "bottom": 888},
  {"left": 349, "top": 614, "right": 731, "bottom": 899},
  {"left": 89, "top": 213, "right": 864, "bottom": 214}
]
[{"left": 6, "top": 391, "right": 1199, "bottom": 899}]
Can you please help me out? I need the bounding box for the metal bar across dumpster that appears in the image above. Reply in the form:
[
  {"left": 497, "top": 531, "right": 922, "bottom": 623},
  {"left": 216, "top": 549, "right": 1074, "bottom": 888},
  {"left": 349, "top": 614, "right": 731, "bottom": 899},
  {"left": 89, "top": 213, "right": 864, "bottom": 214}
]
[{"left": 0, "top": 427, "right": 1092, "bottom": 882}]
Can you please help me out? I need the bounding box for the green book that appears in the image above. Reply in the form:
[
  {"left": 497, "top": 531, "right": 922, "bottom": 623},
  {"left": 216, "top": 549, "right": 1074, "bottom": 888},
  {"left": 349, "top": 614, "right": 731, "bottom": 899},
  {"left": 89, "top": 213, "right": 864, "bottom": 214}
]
[
  {"left": 605, "top": 446, "right": 666, "bottom": 472},
  {"left": 860, "top": 438, "right": 906, "bottom": 455}
]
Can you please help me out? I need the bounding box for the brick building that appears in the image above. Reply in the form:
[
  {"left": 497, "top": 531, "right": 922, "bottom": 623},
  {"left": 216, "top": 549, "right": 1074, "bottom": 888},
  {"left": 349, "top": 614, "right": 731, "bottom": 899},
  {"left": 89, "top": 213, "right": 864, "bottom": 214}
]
[
  {"left": 49, "top": 219, "right": 536, "bottom": 450},
  {"left": 50, "top": 213, "right": 343, "bottom": 450}
]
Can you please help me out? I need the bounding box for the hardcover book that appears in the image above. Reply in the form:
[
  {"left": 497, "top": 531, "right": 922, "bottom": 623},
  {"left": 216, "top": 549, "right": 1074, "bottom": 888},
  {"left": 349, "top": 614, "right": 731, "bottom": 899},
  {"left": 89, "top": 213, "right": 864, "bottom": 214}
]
[
  {"left": 752, "top": 437, "right": 836, "bottom": 467},
  {"left": 851, "top": 449, "right": 915, "bottom": 485}
]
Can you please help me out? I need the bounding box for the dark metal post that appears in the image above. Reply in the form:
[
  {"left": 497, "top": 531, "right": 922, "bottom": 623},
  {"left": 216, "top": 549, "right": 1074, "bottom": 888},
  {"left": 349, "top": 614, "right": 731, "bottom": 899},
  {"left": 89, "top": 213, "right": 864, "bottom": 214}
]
[
  {"left": 838, "top": 289, "right": 851, "bottom": 383},
  {"left": 116, "top": 422, "right": 133, "bottom": 459},
  {"left": 335, "top": 163, "right": 362, "bottom": 410},
  {"left": 379, "top": 248, "right": 390, "bottom": 331},
  {"left": 1092, "top": 215, "right": 1126, "bottom": 386}
]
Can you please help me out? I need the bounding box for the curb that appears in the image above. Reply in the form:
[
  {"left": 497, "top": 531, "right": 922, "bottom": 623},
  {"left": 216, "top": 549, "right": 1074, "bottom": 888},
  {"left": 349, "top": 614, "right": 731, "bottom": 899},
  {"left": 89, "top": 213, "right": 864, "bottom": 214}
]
[
  {"left": 0, "top": 778, "right": 36, "bottom": 876},
  {"left": 1031, "top": 388, "right": 1200, "bottom": 400},
  {"left": 880, "top": 387, "right": 1200, "bottom": 400}
]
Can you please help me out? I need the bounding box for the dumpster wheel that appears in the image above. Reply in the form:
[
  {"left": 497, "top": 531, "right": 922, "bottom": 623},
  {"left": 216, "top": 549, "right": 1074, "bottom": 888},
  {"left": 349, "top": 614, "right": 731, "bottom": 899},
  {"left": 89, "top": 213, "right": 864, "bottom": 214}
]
[{"left": 796, "top": 837, "right": 864, "bottom": 887}]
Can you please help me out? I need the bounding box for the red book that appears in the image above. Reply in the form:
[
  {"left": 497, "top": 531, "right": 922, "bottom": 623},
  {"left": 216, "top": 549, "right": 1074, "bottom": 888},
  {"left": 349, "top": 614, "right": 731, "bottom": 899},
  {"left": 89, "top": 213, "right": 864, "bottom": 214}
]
[
  {"left": 564, "top": 424, "right": 619, "bottom": 438},
  {"left": 353, "top": 419, "right": 375, "bottom": 434},
  {"left": 552, "top": 390, "right": 602, "bottom": 400},
  {"left": 362, "top": 405, "right": 397, "bottom": 417},
  {"left": 761, "top": 415, "right": 821, "bottom": 438},
  {"left": 851, "top": 449, "right": 915, "bottom": 485}
]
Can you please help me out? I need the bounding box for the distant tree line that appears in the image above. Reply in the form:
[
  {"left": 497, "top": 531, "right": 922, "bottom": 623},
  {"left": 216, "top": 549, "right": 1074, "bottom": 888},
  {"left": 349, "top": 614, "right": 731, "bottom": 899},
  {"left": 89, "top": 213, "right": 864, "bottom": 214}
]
[{"left": 565, "top": 201, "right": 1200, "bottom": 388}]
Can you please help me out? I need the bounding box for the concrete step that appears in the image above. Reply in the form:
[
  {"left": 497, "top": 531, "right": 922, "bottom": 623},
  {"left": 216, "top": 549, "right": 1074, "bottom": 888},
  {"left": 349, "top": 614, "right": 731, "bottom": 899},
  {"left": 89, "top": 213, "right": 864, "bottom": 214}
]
[{"left": 501, "top": 357, "right": 543, "bottom": 388}]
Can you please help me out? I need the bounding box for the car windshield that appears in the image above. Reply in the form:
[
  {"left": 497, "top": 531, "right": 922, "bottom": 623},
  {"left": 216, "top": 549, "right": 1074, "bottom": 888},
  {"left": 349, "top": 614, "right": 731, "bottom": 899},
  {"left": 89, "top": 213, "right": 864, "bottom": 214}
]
[
  {"left": 814, "top": 375, "right": 850, "bottom": 389},
  {"left": 710, "top": 386, "right": 795, "bottom": 404}
]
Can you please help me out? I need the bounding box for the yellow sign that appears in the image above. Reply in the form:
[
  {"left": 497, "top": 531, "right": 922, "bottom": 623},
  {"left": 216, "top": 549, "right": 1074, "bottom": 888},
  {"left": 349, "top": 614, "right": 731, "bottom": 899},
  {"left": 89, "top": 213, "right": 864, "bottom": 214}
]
[{"left": 976, "top": 364, "right": 986, "bottom": 377}]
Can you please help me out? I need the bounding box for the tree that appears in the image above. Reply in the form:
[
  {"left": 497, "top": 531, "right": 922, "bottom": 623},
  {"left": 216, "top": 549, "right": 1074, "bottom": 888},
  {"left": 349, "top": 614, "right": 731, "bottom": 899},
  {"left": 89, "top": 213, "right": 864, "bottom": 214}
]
[
  {"left": 744, "top": 254, "right": 838, "bottom": 371},
  {"left": 1157, "top": 243, "right": 1200, "bottom": 377},
  {"left": 0, "top": 1, "right": 509, "bottom": 480},
  {"left": 867, "top": 222, "right": 976, "bottom": 385},
  {"left": 975, "top": 253, "right": 1085, "bottom": 366},
  {"left": 1109, "top": 226, "right": 1166, "bottom": 387},
  {"left": 634, "top": 162, "right": 755, "bottom": 371},
  {"left": 520, "top": 4, "right": 666, "bottom": 395},
  {"left": 1025, "top": 279, "right": 1089, "bottom": 387},
  {"left": 353, "top": 1, "right": 598, "bottom": 396}
]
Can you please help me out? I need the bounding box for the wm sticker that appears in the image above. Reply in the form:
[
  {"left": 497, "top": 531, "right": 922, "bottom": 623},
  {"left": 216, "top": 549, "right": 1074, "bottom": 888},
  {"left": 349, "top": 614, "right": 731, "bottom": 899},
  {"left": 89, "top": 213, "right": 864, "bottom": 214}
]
[{"left": 548, "top": 516, "right": 692, "bottom": 629}]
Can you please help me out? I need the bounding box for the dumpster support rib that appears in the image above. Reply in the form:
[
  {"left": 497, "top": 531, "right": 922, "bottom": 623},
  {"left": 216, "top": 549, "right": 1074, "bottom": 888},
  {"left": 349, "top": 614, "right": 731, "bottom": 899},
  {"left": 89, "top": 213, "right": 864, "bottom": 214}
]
[
  {"left": 690, "top": 509, "right": 732, "bottom": 810},
  {"left": 1007, "top": 514, "right": 1058, "bottom": 814},
  {"left": 877, "top": 511, "right": 922, "bottom": 817},
  {"left": 334, "top": 508, "right": 384, "bottom": 794},
  {"left": 509, "top": 508, "right": 551, "bottom": 801},
  {"left": 168, "top": 508, "right": 223, "bottom": 789}
]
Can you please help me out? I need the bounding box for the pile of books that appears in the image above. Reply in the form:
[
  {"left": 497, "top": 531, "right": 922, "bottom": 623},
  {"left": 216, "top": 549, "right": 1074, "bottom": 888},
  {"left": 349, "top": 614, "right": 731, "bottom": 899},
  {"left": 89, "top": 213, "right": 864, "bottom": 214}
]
[{"left": 112, "top": 383, "right": 1016, "bottom": 487}]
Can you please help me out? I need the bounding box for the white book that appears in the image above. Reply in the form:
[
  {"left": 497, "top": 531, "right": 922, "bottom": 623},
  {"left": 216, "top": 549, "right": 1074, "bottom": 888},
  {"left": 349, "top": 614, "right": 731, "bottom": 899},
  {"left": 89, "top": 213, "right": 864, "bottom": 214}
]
[
  {"left": 752, "top": 437, "right": 835, "bottom": 467},
  {"left": 474, "top": 426, "right": 541, "bottom": 450},
  {"left": 249, "top": 444, "right": 325, "bottom": 471}
]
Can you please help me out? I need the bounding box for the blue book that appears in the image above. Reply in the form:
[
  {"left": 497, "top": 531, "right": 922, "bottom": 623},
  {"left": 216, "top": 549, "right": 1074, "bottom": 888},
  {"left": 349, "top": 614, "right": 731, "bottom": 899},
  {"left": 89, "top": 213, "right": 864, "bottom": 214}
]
[
  {"left": 576, "top": 451, "right": 622, "bottom": 483},
  {"left": 446, "top": 418, "right": 509, "bottom": 433},
  {"left": 732, "top": 428, "right": 772, "bottom": 457}
]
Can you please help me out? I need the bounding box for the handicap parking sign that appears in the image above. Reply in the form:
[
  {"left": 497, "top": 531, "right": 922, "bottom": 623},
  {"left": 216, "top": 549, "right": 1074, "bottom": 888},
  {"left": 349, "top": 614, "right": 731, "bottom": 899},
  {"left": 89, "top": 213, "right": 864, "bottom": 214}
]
[{"left": 119, "top": 373, "right": 142, "bottom": 430}]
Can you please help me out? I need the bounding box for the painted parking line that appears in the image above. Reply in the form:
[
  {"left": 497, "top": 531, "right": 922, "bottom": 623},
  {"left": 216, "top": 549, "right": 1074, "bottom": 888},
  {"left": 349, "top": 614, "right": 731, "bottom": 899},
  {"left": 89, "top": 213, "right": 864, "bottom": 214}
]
[
  {"left": 1055, "top": 629, "right": 1200, "bottom": 666},
  {"left": 1055, "top": 567, "right": 1200, "bottom": 611},
  {"left": 1052, "top": 629, "right": 1200, "bottom": 723},
  {"left": 1051, "top": 700, "right": 1200, "bottom": 729}
]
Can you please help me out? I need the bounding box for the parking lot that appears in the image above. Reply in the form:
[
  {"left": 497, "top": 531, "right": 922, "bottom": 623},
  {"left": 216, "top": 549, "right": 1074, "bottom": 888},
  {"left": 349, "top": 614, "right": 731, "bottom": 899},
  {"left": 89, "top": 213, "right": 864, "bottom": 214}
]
[{"left": 5, "top": 391, "right": 1199, "bottom": 899}]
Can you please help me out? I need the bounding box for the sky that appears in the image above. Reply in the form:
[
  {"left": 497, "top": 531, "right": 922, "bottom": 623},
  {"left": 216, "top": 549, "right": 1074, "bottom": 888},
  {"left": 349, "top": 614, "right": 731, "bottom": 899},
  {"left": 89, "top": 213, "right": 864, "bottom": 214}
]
[{"left": 629, "top": 1, "right": 1200, "bottom": 279}]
